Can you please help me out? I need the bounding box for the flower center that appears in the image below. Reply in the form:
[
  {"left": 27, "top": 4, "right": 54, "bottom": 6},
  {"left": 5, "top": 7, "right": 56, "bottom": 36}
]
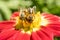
[{"left": 14, "top": 7, "right": 41, "bottom": 34}]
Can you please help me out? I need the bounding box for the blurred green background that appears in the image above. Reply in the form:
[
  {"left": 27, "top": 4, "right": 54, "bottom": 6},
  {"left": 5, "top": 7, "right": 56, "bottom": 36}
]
[{"left": 0, "top": 0, "right": 60, "bottom": 40}]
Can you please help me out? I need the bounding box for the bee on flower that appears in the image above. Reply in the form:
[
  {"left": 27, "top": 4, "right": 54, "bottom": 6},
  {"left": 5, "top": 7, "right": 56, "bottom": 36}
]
[{"left": 0, "top": 6, "right": 60, "bottom": 40}]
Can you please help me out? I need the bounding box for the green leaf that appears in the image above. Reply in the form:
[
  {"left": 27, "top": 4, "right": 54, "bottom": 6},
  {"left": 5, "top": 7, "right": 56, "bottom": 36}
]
[
  {"left": 0, "top": 13, "right": 3, "bottom": 21},
  {"left": 19, "top": 0, "right": 32, "bottom": 7},
  {"left": 0, "top": 1, "right": 12, "bottom": 20},
  {"left": 56, "top": 0, "right": 60, "bottom": 7}
]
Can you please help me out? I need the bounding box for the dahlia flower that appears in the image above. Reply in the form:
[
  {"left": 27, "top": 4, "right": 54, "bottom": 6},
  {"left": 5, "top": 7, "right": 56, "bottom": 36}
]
[{"left": 0, "top": 7, "right": 60, "bottom": 40}]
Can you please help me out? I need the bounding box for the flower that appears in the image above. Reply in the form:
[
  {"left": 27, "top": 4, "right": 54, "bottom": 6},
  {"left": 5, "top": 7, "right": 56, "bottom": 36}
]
[{"left": 0, "top": 7, "right": 60, "bottom": 40}]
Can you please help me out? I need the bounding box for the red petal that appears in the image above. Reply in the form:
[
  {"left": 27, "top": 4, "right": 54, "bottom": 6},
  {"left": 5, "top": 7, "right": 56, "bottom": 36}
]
[
  {"left": 36, "top": 27, "right": 53, "bottom": 40},
  {"left": 0, "top": 28, "right": 16, "bottom": 40},
  {"left": 12, "top": 32, "right": 30, "bottom": 40},
  {"left": 10, "top": 12, "right": 19, "bottom": 20},
  {"left": 7, "top": 31, "right": 20, "bottom": 40},
  {"left": 31, "top": 32, "right": 41, "bottom": 40},
  {"left": 42, "top": 13, "right": 60, "bottom": 21},
  {"left": 48, "top": 24, "right": 60, "bottom": 37},
  {"left": 11, "top": 12, "right": 19, "bottom": 18},
  {"left": 42, "top": 13, "right": 60, "bottom": 37},
  {"left": 0, "top": 21, "right": 15, "bottom": 30}
]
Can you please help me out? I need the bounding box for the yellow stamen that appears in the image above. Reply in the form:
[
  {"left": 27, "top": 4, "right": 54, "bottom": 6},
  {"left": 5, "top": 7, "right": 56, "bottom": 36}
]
[{"left": 14, "top": 12, "right": 41, "bottom": 33}]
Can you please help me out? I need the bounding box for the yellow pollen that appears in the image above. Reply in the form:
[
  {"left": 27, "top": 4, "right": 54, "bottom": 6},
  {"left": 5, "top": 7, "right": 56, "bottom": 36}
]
[{"left": 14, "top": 12, "right": 41, "bottom": 34}]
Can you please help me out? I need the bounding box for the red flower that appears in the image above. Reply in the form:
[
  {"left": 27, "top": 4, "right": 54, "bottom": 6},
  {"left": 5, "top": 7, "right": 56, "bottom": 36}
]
[{"left": 0, "top": 8, "right": 60, "bottom": 40}]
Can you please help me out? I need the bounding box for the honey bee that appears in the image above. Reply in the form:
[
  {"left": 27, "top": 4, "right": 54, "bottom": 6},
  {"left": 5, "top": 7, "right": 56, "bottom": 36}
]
[{"left": 19, "top": 6, "right": 36, "bottom": 23}]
